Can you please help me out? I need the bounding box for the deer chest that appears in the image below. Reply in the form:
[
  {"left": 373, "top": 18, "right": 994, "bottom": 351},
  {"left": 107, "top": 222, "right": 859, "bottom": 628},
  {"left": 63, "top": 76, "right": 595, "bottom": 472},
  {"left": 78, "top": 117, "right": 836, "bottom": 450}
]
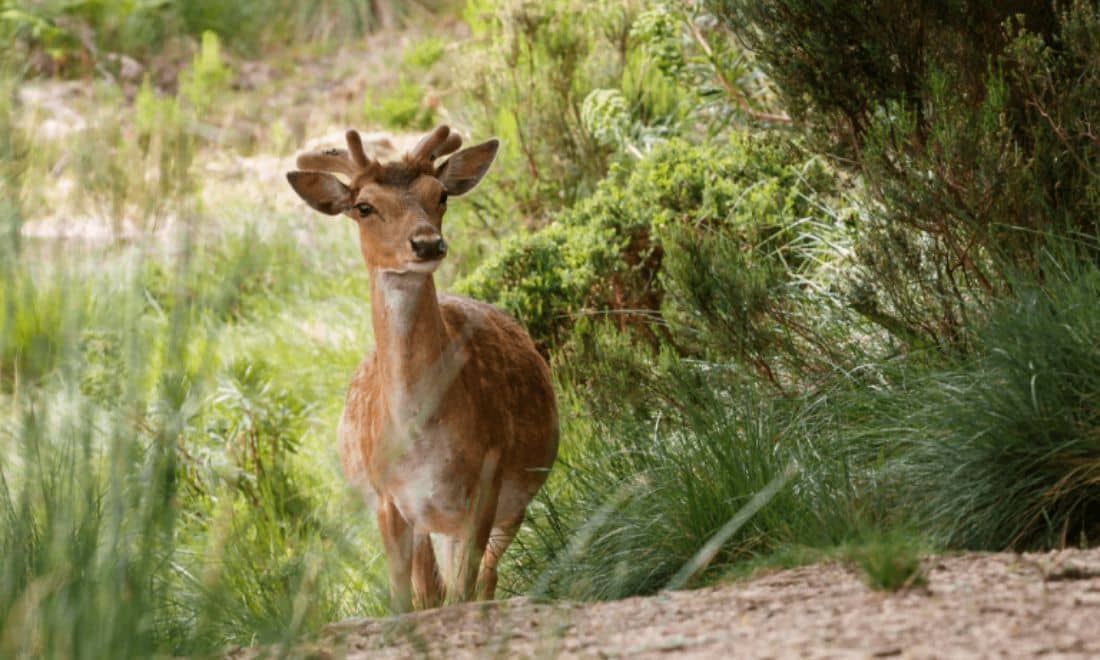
[{"left": 372, "top": 424, "right": 482, "bottom": 534}]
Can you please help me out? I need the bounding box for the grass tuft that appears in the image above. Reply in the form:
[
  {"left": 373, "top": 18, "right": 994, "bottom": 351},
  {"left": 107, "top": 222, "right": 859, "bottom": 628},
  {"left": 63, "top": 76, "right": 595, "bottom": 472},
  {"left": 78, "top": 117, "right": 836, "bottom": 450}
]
[{"left": 843, "top": 533, "right": 927, "bottom": 592}]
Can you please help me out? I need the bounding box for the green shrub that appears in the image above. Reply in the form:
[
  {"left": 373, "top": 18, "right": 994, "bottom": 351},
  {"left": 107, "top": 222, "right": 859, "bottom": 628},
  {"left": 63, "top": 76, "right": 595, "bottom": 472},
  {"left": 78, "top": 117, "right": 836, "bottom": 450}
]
[
  {"left": 458, "top": 0, "right": 691, "bottom": 223},
  {"left": 458, "top": 0, "right": 786, "bottom": 227},
  {"left": 179, "top": 31, "right": 233, "bottom": 118},
  {"left": 715, "top": 1, "right": 1100, "bottom": 349},
  {"left": 456, "top": 218, "right": 612, "bottom": 351},
  {"left": 402, "top": 35, "right": 447, "bottom": 70},
  {"left": 0, "top": 271, "right": 90, "bottom": 391},
  {"left": 458, "top": 133, "right": 842, "bottom": 382}
]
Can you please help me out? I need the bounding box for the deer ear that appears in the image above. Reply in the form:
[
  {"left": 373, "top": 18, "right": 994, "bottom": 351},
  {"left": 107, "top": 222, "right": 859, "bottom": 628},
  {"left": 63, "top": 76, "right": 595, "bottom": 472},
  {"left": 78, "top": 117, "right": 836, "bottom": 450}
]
[
  {"left": 435, "top": 139, "right": 499, "bottom": 196},
  {"left": 286, "top": 171, "right": 355, "bottom": 215}
]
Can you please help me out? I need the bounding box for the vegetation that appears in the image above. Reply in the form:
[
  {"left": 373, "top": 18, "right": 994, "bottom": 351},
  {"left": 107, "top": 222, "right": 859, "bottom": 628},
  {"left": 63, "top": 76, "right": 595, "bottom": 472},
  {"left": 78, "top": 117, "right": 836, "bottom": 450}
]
[
  {"left": 2, "top": 0, "right": 1100, "bottom": 656},
  {"left": 1, "top": 0, "right": 426, "bottom": 75},
  {"left": 714, "top": 0, "right": 1100, "bottom": 348}
]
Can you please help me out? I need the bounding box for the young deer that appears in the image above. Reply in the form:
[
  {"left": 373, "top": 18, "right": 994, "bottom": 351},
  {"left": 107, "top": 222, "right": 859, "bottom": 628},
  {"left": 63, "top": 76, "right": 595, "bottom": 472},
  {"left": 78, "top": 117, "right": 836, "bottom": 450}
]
[{"left": 286, "top": 126, "right": 558, "bottom": 612}]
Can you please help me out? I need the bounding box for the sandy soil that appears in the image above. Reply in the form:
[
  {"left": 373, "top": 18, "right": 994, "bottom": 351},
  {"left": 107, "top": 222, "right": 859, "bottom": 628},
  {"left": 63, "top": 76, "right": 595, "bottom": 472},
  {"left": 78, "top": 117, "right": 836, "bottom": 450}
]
[{"left": 229, "top": 547, "right": 1100, "bottom": 659}]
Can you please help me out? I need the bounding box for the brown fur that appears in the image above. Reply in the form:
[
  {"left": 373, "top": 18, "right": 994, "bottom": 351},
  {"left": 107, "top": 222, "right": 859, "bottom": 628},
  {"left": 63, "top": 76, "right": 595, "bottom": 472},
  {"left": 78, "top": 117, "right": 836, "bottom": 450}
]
[{"left": 287, "top": 126, "right": 559, "bottom": 612}]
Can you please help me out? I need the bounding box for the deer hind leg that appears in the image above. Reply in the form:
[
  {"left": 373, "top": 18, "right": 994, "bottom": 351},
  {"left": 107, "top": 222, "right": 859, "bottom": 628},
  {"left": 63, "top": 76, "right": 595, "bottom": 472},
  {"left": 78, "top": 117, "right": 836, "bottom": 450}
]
[
  {"left": 376, "top": 496, "right": 414, "bottom": 613},
  {"left": 411, "top": 531, "right": 443, "bottom": 609},
  {"left": 477, "top": 516, "right": 522, "bottom": 601}
]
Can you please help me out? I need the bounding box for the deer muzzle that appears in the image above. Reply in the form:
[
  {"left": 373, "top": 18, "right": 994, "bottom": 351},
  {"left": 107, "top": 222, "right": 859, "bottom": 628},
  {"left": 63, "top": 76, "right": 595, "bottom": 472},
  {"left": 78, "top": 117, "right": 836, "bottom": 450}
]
[{"left": 410, "top": 236, "right": 448, "bottom": 260}]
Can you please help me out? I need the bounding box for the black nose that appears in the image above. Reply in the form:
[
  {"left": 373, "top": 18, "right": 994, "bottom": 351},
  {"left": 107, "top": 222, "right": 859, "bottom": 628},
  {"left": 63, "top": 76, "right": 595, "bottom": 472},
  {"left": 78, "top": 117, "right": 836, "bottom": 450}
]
[{"left": 410, "top": 236, "right": 447, "bottom": 260}]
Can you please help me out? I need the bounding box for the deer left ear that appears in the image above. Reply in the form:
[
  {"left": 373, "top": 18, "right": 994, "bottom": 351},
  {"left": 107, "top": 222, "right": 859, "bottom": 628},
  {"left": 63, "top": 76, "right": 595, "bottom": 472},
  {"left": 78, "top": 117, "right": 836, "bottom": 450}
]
[
  {"left": 435, "top": 139, "right": 499, "bottom": 196},
  {"left": 286, "top": 171, "right": 355, "bottom": 215}
]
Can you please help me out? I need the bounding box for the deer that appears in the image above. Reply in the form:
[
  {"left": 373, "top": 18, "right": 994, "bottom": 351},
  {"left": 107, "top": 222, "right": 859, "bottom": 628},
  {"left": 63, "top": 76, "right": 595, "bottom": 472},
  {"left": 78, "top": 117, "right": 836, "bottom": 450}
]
[{"left": 285, "top": 126, "right": 559, "bottom": 612}]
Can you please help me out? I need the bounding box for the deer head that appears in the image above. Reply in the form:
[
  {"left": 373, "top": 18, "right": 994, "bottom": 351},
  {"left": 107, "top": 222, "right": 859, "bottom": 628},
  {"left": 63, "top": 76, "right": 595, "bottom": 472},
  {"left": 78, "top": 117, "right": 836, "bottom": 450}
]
[{"left": 286, "top": 126, "right": 499, "bottom": 273}]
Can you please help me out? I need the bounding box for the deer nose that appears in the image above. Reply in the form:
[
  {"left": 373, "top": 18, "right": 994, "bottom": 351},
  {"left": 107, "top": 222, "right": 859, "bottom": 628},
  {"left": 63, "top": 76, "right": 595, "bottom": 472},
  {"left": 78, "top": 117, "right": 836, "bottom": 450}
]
[{"left": 410, "top": 236, "right": 447, "bottom": 260}]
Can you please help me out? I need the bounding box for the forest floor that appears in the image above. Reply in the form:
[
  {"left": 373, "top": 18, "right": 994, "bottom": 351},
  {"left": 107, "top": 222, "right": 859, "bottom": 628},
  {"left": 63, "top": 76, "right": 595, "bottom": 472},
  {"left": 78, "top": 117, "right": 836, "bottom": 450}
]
[{"left": 229, "top": 546, "right": 1100, "bottom": 658}]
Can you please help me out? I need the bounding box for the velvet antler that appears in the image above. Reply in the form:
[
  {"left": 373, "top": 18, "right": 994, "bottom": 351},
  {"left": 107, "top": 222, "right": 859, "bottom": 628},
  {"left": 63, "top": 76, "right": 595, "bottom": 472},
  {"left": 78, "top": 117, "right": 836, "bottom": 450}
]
[
  {"left": 409, "top": 125, "right": 463, "bottom": 163},
  {"left": 295, "top": 130, "right": 376, "bottom": 180}
]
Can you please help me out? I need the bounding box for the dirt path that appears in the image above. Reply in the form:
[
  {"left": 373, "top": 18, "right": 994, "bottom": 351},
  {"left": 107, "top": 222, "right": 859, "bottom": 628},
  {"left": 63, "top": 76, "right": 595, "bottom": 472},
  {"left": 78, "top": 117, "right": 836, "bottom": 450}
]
[{"left": 231, "top": 547, "right": 1100, "bottom": 659}]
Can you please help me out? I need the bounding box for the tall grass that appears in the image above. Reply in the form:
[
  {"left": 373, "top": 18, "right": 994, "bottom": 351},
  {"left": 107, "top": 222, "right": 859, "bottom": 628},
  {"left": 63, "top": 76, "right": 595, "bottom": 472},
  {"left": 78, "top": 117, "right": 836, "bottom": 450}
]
[
  {"left": 0, "top": 67, "right": 392, "bottom": 656},
  {"left": 502, "top": 248, "right": 1100, "bottom": 602},
  {"left": 0, "top": 225, "right": 393, "bottom": 655},
  {"left": 880, "top": 258, "right": 1100, "bottom": 550},
  {"left": 503, "top": 336, "right": 881, "bottom": 601}
]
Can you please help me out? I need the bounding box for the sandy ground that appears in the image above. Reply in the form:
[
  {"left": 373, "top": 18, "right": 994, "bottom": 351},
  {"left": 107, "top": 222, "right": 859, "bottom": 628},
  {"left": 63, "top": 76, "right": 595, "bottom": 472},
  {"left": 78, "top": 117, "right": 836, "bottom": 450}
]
[{"left": 228, "top": 547, "right": 1100, "bottom": 659}]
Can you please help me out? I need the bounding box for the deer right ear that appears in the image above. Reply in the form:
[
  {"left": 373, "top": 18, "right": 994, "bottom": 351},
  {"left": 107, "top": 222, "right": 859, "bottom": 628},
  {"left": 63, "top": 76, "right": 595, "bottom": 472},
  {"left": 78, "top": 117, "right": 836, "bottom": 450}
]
[{"left": 286, "top": 171, "right": 355, "bottom": 215}]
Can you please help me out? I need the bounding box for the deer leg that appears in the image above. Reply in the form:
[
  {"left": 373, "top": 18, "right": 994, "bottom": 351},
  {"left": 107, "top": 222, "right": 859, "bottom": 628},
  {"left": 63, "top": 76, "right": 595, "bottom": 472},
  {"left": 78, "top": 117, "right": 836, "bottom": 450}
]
[
  {"left": 477, "top": 515, "right": 522, "bottom": 601},
  {"left": 376, "top": 496, "right": 414, "bottom": 612},
  {"left": 411, "top": 531, "right": 443, "bottom": 610},
  {"left": 446, "top": 450, "right": 502, "bottom": 604}
]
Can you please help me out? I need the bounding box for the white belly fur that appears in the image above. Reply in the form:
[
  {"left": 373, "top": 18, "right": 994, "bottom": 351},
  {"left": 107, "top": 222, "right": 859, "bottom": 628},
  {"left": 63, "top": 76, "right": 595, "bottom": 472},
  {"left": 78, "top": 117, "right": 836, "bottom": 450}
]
[{"left": 341, "top": 411, "right": 535, "bottom": 532}]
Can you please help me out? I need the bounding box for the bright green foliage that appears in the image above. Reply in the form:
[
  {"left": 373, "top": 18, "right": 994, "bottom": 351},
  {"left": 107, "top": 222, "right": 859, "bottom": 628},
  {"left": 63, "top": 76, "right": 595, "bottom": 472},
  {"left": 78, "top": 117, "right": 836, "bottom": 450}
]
[
  {"left": 179, "top": 31, "right": 233, "bottom": 118},
  {"left": 455, "top": 216, "right": 611, "bottom": 351},
  {"left": 458, "top": 0, "right": 692, "bottom": 223},
  {"left": 454, "top": 0, "right": 785, "bottom": 234},
  {"left": 580, "top": 88, "right": 631, "bottom": 150},
  {"left": 458, "top": 133, "right": 838, "bottom": 380},
  {"left": 402, "top": 35, "right": 447, "bottom": 70},
  {"left": 0, "top": 271, "right": 85, "bottom": 391},
  {"left": 364, "top": 78, "right": 437, "bottom": 131}
]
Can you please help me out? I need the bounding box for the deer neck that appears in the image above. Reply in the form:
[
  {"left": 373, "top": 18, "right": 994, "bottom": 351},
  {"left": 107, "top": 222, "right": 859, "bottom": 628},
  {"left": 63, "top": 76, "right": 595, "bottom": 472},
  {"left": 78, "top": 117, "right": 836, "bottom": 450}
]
[{"left": 369, "top": 269, "right": 457, "bottom": 420}]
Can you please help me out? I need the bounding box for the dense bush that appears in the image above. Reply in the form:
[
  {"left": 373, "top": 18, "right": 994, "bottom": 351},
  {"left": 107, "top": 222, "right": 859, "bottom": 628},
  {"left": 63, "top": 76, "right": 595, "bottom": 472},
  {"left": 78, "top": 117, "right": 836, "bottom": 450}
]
[
  {"left": 458, "top": 0, "right": 671, "bottom": 223},
  {"left": 456, "top": 0, "right": 782, "bottom": 227},
  {"left": 458, "top": 133, "right": 843, "bottom": 383},
  {"left": 715, "top": 0, "right": 1100, "bottom": 349}
]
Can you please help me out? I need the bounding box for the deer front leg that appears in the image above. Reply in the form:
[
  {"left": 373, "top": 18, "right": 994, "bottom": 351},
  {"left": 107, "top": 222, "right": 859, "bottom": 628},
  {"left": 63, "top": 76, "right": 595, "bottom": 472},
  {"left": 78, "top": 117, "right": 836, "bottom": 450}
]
[
  {"left": 445, "top": 450, "right": 502, "bottom": 604},
  {"left": 411, "top": 531, "right": 443, "bottom": 609},
  {"left": 377, "top": 496, "right": 414, "bottom": 612}
]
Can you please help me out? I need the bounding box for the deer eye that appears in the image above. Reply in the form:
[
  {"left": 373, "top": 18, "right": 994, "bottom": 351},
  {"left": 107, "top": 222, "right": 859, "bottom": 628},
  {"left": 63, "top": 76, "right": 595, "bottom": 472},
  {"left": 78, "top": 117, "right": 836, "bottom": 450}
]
[
  {"left": 439, "top": 192, "right": 448, "bottom": 208},
  {"left": 355, "top": 202, "right": 374, "bottom": 217}
]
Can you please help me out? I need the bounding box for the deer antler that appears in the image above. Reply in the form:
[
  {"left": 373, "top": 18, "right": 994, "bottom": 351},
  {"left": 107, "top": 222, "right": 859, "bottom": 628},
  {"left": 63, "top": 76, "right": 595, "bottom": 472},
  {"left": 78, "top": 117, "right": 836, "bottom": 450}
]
[
  {"left": 296, "top": 130, "right": 376, "bottom": 179},
  {"left": 410, "top": 125, "right": 463, "bottom": 163}
]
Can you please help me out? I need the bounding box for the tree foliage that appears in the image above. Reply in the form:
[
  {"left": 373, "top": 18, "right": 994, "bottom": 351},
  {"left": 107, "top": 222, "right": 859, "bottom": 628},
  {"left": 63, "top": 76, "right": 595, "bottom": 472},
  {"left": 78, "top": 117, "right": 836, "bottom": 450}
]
[{"left": 714, "top": 0, "right": 1100, "bottom": 348}]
